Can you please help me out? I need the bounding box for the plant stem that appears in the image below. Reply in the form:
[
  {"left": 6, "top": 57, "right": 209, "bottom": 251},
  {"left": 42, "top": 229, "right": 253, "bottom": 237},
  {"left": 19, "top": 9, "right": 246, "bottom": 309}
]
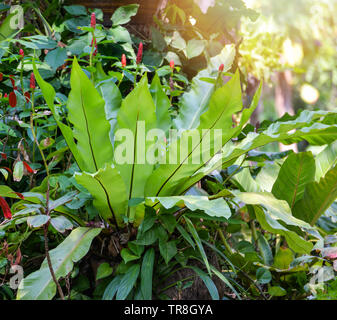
[{"left": 217, "top": 227, "right": 233, "bottom": 255}]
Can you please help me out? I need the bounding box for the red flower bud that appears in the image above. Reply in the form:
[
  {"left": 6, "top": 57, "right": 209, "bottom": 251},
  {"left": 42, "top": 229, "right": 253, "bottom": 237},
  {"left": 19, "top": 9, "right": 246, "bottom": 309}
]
[
  {"left": 0, "top": 73, "right": 3, "bottom": 81},
  {"left": 0, "top": 153, "right": 7, "bottom": 160},
  {"left": 30, "top": 73, "right": 35, "bottom": 89},
  {"left": 170, "top": 60, "right": 175, "bottom": 69},
  {"left": 24, "top": 91, "right": 30, "bottom": 103},
  {"left": 121, "top": 54, "right": 127, "bottom": 67},
  {"left": 219, "top": 64, "right": 225, "bottom": 72},
  {"left": 19, "top": 49, "right": 24, "bottom": 58},
  {"left": 136, "top": 42, "right": 143, "bottom": 64},
  {"left": 91, "top": 12, "right": 96, "bottom": 29},
  {"left": 9, "top": 91, "right": 17, "bottom": 107},
  {"left": 4, "top": 93, "right": 7, "bottom": 98},
  {"left": 0, "top": 196, "right": 12, "bottom": 219}
]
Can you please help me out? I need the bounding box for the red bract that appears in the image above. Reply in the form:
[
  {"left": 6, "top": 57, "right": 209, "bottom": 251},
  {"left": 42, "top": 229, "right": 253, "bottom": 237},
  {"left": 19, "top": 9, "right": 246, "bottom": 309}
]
[
  {"left": 0, "top": 196, "right": 12, "bottom": 219},
  {"left": 24, "top": 91, "right": 30, "bottom": 103},
  {"left": 0, "top": 73, "right": 3, "bottom": 81},
  {"left": 30, "top": 73, "right": 35, "bottom": 89},
  {"left": 219, "top": 64, "right": 225, "bottom": 72},
  {"left": 4, "top": 93, "right": 7, "bottom": 98},
  {"left": 136, "top": 42, "right": 143, "bottom": 64},
  {"left": 0, "top": 153, "right": 7, "bottom": 160},
  {"left": 91, "top": 12, "right": 96, "bottom": 29},
  {"left": 23, "top": 161, "right": 35, "bottom": 174},
  {"left": 19, "top": 49, "right": 24, "bottom": 58},
  {"left": 121, "top": 54, "right": 127, "bottom": 67},
  {"left": 9, "top": 91, "right": 17, "bottom": 107},
  {"left": 170, "top": 60, "right": 175, "bottom": 69}
]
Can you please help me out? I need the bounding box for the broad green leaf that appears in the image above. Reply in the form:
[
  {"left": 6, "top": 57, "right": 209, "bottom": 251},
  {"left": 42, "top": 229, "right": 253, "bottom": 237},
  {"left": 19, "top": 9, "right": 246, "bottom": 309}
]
[
  {"left": 255, "top": 162, "right": 280, "bottom": 192},
  {"left": 150, "top": 73, "right": 171, "bottom": 135},
  {"left": 186, "top": 39, "right": 205, "bottom": 59},
  {"left": 0, "top": 12, "right": 19, "bottom": 41},
  {"left": 95, "top": 63, "right": 122, "bottom": 144},
  {"left": 103, "top": 275, "right": 123, "bottom": 300},
  {"left": 116, "top": 264, "right": 140, "bottom": 300},
  {"left": 121, "top": 249, "right": 140, "bottom": 264},
  {"left": 17, "top": 227, "right": 101, "bottom": 300},
  {"left": 27, "top": 215, "right": 50, "bottom": 228},
  {"left": 140, "top": 248, "right": 155, "bottom": 299},
  {"left": 253, "top": 206, "right": 313, "bottom": 254},
  {"left": 13, "top": 161, "right": 23, "bottom": 182},
  {"left": 293, "top": 165, "right": 337, "bottom": 225},
  {"left": 111, "top": 4, "right": 139, "bottom": 25},
  {"left": 0, "top": 169, "right": 8, "bottom": 180},
  {"left": 33, "top": 61, "right": 87, "bottom": 172},
  {"left": 45, "top": 47, "right": 67, "bottom": 71},
  {"left": 273, "top": 247, "right": 294, "bottom": 270},
  {"left": 272, "top": 152, "right": 316, "bottom": 208},
  {"left": 268, "top": 286, "right": 287, "bottom": 297},
  {"left": 64, "top": 5, "right": 87, "bottom": 16},
  {"left": 256, "top": 267, "right": 272, "bottom": 284},
  {"left": 159, "top": 240, "right": 177, "bottom": 264},
  {"left": 96, "top": 262, "right": 113, "bottom": 281},
  {"left": 67, "top": 57, "right": 114, "bottom": 172},
  {"left": 235, "top": 192, "right": 312, "bottom": 229},
  {"left": 114, "top": 74, "right": 157, "bottom": 221},
  {"left": 50, "top": 216, "right": 73, "bottom": 233},
  {"left": 315, "top": 141, "right": 337, "bottom": 181},
  {"left": 233, "top": 167, "right": 262, "bottom": 193},
  {"left": 148, "top": 196, "right": 231, "bottom": 219},
  {"left": 174, "top": 45, "right": 235, "bottom": 130},
  {"left": 75, "top": 164, "right": 128, "bottom": 225}
]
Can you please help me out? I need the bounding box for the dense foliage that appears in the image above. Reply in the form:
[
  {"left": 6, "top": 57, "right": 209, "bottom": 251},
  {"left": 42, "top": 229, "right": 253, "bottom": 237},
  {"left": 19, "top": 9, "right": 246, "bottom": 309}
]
[{"left": 0, "top": 1, "right": 336, "bottom": 300}]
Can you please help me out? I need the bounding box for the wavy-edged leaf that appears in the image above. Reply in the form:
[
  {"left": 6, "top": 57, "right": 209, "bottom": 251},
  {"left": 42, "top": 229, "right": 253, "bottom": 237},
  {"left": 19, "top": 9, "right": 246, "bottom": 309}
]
[
  {"left": 114, "top": 74, "right": 157, "bottom": 221},
  {"left": 67, "top": 57, "right": 114, "bottom": 172},
  {"left": 17, "top": 227, "right": 101, "bottom": 300},
  {"left": 293, "top": 165, "right": 337, "bottom": 225},
  {"left": 75, "top": 164, "right": 127, "bottom": 225},
  {"left": 272, "top": 152, "right": 316, "bottom": 208},
  {"left": 148, "top": 196, "right": 231, "bottom": 219}
]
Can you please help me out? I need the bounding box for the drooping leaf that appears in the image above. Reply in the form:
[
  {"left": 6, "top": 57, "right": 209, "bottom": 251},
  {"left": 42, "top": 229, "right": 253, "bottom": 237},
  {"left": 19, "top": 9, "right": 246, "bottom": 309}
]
[
  {"left": 116, "top": 264, "right": 140, "bottom": 300},
  {"left": 17, "top": 227, "right": 101, "bottom": 300},
  {"left": 27, "top": 215, "right": 50, "bottom": 228},
  {"left": 315, "top": 141, "right": 337, "bottom": 181}
]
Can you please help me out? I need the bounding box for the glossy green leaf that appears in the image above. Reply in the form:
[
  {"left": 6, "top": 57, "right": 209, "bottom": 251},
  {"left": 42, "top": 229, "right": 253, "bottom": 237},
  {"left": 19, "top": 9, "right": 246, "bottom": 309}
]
[
  {"left": 256, "top": 267, "right": 272, "bottom": 284},
  {"left": 116, "top": 264, "right": 140, "bottom": 300},
  {"left": 315, "top": 141, "right": 337, "bottom": 181},
  {"left": 293, "top": 165, "right": 337, "bottom": 225},
  {"left": 111, "top": 4, "right": 139, "bottom": 25},
  {"left": 96, "top": 262, "right": 113, "bottom": 281},
  {"left": 121, "top": 249, "right": 140, "bottom": 264},
  {"left": 75, "top": 164, "right": 128, "bottom": 225},
  {"left": 272, "top": 152, "right": 316, "bottom": 208},
  {"left": 27, "top": 215, "right": 50, "bottom": 228},
  {"left": 50, "top": 216, "right": 73, "bottom": 233},
  {"left": 17, "top": 227, "right": 101, "bottom": 300},
  {"left": 159, "top": 240, "right": 177, "bottom": 264},
  {"left": 103, "top": 275, "right": 123, "bottom": 300}
]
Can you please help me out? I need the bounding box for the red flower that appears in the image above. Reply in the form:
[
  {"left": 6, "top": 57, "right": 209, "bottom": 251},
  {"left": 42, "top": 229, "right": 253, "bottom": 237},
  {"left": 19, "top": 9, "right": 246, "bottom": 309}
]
[
  {"left": 4, "top": 93, "right": 7, "bottom": 98},
  {"left": 219, "top": 64, "right": 225, "bottom": 72},
  {"left": 24, "top": 91, "right": 30, "bottom": 103},
  {"left": 9, "top": 92, "right": 17, "bottom": 107},
  {"left": 0, "top": 73, "right": 3, "bottom": 81},
  {"left": 0, "top": 196, "right": 12, "bottom": 219},
  {"left": 23, "top": 161, "right": 35, "bottom": 174},
  {"left": 170, "top": 60, "right": 175, "bottom": 69},
  {"left": 9, "top": 76, "right": 17, "bottom": 90},
  {"left": 121, "top": 54, "right": 127, "bottom": 67},
  {"left": 30, "top": 73, "right": 35, "bottom": 89},
  {"left": 0, "top": 153, "right": 7, "bottom": 160},
  {"left": 136, "top": 42, "right": 143, "bottom": 64},
  {"left": 19, "top": 49, "right": 24, "bottom": 58},
  {"left": 91, "top": 12, "right": 96, "bottom": 29}
]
